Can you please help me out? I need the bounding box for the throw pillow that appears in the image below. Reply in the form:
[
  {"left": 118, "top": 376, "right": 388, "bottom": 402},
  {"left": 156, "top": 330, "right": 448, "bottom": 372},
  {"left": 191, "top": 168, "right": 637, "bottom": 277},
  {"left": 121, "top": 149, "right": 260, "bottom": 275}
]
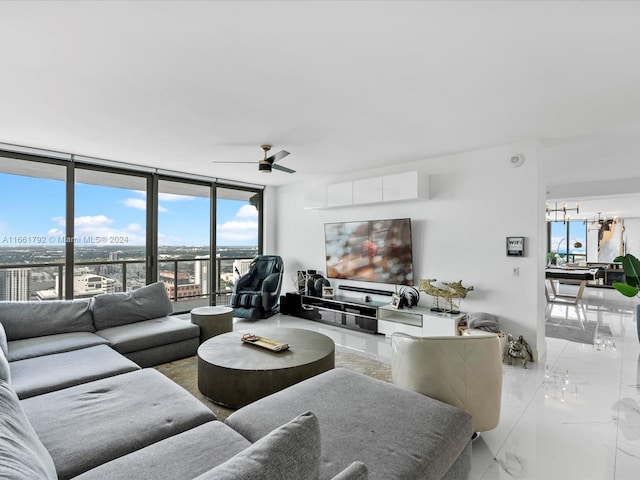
[
  {"left": 91, "top": 282, "right": 173, "bottom": 330},
  {"left": 0, "top": 379, "right": 57, "bottom": 479},
  {"left": 195, "top": 411, "right": 321, "bottom": 480},
  {"left": 0, "top": 299, "right": 94, "bottom": 340}
]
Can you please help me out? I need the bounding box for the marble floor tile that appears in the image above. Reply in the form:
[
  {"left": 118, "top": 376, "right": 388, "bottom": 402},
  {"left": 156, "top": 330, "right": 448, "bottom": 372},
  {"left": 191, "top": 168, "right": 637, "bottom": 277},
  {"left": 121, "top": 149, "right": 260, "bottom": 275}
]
[
  {"left": 471, "top": 288, "right": 640, "bottom": 480},
  {"left": 218, "top": 286, "right": 640, "bottom": 479}
]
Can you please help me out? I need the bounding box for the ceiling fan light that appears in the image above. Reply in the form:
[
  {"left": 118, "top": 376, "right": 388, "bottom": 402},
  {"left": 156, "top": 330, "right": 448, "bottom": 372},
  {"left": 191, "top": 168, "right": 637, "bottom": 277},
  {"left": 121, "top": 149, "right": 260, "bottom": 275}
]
[{"left": 259, "top": 161, "right": 272, "bottom": 173}]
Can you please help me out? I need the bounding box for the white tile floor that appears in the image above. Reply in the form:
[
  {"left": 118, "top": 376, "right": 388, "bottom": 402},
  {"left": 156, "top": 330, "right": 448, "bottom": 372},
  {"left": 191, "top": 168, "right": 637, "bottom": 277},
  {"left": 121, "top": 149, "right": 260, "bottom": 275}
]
[{"left": 233, "top": 286, "right": 640, "bottom": 480}]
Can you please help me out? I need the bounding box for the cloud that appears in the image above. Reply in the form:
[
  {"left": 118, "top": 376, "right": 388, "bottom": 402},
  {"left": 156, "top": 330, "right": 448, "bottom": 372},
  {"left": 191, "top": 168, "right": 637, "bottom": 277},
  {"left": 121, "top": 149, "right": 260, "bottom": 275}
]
[
  {"left": 75, "top": 215, "right": 113, "bottom": 228},
  {"left": 124, "top": 192, "right": 191, "bottom": 214},
  {"left": 122, "top": 198, "right": 146, "bottom": 210},
  {"left": 61, "top": 215, "right": 146, "bottom": 245},
  {"left": 159, "top": 193, "right": 195, "bottom": 202},
  {"left": 123, "top": 197, "right": 168, "bottom": 212},
  {"left": 217, "top": 220, "right": 258, "bottom": 243},
  {"left": 74, "top": 215, "right": 113, "bottom": 229},
  {"left": 236, "top": 204, "right": 258, "bottom": 219}
]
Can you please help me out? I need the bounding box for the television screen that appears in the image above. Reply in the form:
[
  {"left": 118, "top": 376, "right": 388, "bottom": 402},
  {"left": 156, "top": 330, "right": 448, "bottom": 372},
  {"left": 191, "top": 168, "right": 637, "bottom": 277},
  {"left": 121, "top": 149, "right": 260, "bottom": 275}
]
[{"left": 324, "top": 218, "right": 414, "bottom": 286}]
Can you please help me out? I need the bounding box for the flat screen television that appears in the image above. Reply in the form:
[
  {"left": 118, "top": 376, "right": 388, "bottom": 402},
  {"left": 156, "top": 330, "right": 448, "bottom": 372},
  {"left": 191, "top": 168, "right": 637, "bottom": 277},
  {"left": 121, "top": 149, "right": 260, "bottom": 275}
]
[{"left": 324, "top": 218, "right": 414, "bottom": 286}]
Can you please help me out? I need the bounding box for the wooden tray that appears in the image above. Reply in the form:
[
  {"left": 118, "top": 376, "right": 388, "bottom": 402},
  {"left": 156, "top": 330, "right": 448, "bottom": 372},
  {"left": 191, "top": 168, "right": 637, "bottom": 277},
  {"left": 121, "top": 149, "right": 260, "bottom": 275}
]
[{"left": 241, "top": 333, "right": 290, "bottom": 352}]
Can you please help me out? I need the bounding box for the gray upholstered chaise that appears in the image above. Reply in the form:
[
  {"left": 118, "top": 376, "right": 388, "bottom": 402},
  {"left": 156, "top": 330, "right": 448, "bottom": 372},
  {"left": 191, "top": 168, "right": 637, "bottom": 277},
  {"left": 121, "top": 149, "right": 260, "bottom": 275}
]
[{"left": 226, "top": 368, "right": 473, "bottom": 480}]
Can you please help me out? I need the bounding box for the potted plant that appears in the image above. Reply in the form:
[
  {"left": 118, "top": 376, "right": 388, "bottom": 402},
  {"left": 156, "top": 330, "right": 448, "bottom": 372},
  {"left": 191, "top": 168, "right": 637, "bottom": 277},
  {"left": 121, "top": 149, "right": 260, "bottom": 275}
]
[{"left": 611, "top": 253, "right": 640, "bottom": 341}]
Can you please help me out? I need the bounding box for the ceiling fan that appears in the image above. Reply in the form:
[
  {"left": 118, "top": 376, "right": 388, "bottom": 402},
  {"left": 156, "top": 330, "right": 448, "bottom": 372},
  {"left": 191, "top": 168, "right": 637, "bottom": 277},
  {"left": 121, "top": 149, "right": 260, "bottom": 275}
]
[{"left": 213, "top": 145, "right": 295, "bottom": 174}]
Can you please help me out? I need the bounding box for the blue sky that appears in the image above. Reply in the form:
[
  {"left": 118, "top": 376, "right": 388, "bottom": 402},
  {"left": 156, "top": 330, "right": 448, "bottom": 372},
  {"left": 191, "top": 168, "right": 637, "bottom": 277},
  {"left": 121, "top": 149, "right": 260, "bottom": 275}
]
[{"left": 0, "top": 173, "right": 258, "bottom": 247}]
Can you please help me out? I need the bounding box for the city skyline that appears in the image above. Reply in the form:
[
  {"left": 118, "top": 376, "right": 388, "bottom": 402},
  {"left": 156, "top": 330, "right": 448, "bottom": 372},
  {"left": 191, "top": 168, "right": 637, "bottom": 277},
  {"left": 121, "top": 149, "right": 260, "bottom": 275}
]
[{"left": 0, "top": 172, "right": 259, "bottom": 248}]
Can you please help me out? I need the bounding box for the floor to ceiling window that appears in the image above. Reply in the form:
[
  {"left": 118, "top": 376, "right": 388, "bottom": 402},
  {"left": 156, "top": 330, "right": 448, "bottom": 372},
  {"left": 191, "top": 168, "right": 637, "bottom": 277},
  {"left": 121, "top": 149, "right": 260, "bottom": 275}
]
[
  {"left": 73, "top": 167, "right": 149, "bottom": 297},
  {"left": 0, "top": 149, "right": 264, "bottom": 308},
  {"left": 0, "top": 157, "right": 67, "bottom": 300},
  {"left": 215, "top": 187, "right": 261, "bottom": 305},
  {"left": 157, "top": 178, "right": 211, "bottom": 310}
]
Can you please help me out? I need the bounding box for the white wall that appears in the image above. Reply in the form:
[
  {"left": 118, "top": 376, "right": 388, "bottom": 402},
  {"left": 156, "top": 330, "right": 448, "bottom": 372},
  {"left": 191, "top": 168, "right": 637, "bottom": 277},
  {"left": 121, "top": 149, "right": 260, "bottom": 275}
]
[
  {"left": 622, "top": 218, "right": 640, "bottom": 256},
  {"left": 268, "top": 142, "right": 547, "bottom": 358}
]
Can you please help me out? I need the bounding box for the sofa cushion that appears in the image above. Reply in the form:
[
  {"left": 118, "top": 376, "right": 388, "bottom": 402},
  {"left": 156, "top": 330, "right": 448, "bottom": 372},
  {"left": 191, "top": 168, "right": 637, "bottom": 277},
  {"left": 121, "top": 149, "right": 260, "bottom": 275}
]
[
  {"left": 74, "top": 421, "right": 251, "bottom": 480},
  {"left": 0, "top": 379, "right": 57, "bottom": 480},
  {"left": 7, "top": 332, "right": 109, "bottom": 361},
  {"left": 10, "top": 344, "right": 140, "bottom": 399},
  {"left": 0, "top": 320, "right": 8, "bottom": 356},
  {"left": 226, "top": 368, "right": 473, "bottom": 480},
  {"left": 20, "top": 368, "right": 217, "bottom": 480},
  {"left": 91, "top": 282, "right": 173, "bottom": 330},
  {"left": 96, "top": 316, "right": 199, "bottom": 354},
  {"left": 123, "top": 338, "right": 199, "bottom": 368},
  {"left": 0, "top": 299, "right": 94, "bottom": 340},
  {"left": 0, "top": 344, "right": 10, "bottom": 384},
  {"left": 196, "top": 411, "right": 321, "bottom": 480}
]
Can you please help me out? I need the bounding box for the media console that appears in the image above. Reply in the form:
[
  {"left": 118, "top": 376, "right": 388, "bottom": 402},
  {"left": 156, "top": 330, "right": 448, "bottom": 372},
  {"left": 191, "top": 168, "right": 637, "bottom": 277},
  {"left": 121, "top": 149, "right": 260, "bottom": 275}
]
[
  {"left": 283, "top": 292, "right": 465, "bottom": 336},
  {"left": 377, "top": 305, "right": 465, "bottom": 337},
  {"left": 284, "top": 293, "right": 384, "bottom": 334}
]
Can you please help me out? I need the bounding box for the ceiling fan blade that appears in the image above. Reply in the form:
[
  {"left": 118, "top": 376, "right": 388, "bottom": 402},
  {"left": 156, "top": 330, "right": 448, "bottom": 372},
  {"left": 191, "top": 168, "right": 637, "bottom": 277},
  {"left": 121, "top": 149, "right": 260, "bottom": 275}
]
[
  {"left": 265, "top": 150, "right": 290, "bottom": 165},
  {"left": 212, "top": 161, "right": 257, "bottom": 164},
  {"left": 272, "top": 163, "right": 296, "bottom": 174}
]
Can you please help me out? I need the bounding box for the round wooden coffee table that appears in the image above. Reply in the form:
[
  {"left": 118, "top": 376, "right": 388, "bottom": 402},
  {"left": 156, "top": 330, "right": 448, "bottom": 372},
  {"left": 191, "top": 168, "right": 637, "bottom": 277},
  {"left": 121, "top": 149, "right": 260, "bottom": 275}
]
[{"left": 197, "top": 327, "right": 335, "bottom": 409}]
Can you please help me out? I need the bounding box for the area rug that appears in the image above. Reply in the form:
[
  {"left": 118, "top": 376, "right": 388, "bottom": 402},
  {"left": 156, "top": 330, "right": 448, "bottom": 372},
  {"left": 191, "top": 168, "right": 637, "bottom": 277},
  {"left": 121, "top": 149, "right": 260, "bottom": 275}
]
[
  {"left": 154, "top": 347, "right": 391, "bottom": 421},
  {"left": 545, "top": 320, "right": 613, "bottom": 345}
]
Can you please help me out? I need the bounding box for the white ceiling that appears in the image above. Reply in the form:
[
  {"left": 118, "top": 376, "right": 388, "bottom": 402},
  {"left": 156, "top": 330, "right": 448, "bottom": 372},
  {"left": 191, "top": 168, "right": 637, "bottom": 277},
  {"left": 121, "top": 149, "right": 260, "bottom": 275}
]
[{"left": 2, "top": 1, "right": 640, "bottom": 216}]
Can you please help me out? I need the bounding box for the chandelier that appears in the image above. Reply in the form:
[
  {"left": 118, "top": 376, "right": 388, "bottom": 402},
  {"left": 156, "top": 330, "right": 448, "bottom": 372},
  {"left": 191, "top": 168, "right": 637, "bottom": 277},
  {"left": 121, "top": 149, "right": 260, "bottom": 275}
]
[
  {"left": 545, "top": 202, "right": 579, "bottom": 223},
  {"left": 585, "top": 213, "right": 618, "bottom": 231}
]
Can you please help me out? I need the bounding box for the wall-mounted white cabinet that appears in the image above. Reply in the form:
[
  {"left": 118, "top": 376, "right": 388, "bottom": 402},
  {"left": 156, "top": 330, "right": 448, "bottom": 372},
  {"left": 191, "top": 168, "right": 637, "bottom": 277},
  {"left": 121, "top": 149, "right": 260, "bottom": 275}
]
[
  {"left": 326, "top": 181, "right": 353, "bottom": 208},
  {"left": 352, "top": 177, "right": 383, "bottom": 204},
  {"left": 303, "top": 185, "right": 326, "bottom": 210},
  {"left": 323, "top": 170, "right": 427, "bottom": 209},
  {"left": 383, "top": 171, "right": 420, "bottom": 202}
]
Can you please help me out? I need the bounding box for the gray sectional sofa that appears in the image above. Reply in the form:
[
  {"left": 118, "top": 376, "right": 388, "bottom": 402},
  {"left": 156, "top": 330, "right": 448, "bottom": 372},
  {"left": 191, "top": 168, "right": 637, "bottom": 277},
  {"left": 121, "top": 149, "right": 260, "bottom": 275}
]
[{"left": 0, "top": 282, "right": 473, "bottom": 480}]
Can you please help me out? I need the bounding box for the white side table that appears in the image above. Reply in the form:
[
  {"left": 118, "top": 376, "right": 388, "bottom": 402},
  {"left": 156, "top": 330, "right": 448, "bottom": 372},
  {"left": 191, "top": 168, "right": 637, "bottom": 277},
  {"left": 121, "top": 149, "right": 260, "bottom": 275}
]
[{"left": 190, "top": 306, "right": 233, "bottom": 343}]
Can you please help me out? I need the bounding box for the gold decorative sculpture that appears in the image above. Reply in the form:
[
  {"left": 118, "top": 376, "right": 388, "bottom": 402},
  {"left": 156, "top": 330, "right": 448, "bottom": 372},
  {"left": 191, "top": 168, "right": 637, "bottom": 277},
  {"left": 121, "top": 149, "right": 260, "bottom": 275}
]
[{"left": 419, "top": 278, "right": 474, "bottom": 313}]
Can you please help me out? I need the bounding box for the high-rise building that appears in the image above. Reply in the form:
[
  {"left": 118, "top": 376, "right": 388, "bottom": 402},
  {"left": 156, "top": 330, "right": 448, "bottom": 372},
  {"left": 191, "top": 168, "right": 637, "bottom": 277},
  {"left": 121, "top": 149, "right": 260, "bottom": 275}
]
[
  {"left": 100, "top": 250, "right": 122, "bottom": 276},
  {"left": 194, "top": 255, "right": 209, "bottom": 297},
  {"left": 73, "top": 273, "right": 116, "bottom": 298},
  {"left": 233, "top": 259, "right": 253, "bottom": 281},
  {"left": 0, "top": 268, "right": 31, "bottom": 301}
]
